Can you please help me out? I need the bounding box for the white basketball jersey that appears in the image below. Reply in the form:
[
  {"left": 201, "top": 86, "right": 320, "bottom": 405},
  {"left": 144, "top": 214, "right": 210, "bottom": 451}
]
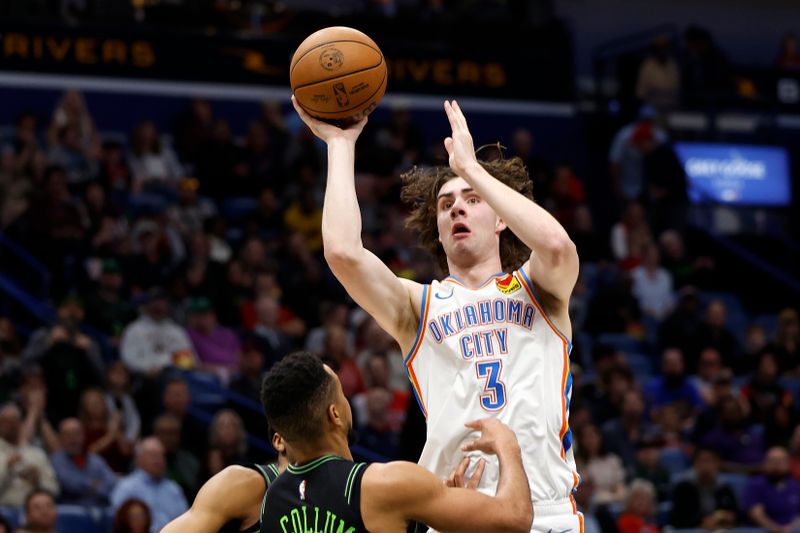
[{"left": 406, "top": 269, "right": 580, "bottom": 504}]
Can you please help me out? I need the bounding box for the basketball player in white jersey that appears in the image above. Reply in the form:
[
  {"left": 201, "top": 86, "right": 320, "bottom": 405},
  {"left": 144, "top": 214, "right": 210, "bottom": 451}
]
[{"left": 292, "top": 97, "right": 581, "bottom": 533}]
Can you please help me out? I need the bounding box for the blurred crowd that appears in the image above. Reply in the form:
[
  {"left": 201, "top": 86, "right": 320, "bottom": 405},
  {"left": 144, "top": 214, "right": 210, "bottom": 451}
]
[{"left": 0, "top": 87, "right": 798, "bottom": 533}]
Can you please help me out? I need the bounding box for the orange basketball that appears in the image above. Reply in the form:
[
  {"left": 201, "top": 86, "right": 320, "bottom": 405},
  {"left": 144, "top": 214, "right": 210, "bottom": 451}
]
[{"left": 290, "top": 27, "right": 387, "bottom": 123}]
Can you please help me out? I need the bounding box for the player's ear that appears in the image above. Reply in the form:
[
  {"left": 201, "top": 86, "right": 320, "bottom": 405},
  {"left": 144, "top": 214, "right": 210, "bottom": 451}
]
[
  {"left": 327, "top": 403, "right": 343, "bottom": 429},
  {"left": 496, "top": 216, "right": 507, "bottom": 233}
]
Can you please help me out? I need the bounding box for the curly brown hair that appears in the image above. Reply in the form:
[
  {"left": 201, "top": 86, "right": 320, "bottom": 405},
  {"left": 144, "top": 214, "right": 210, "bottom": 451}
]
[{"left": 400, "top": 157, "right": 534, "bottom": 275}]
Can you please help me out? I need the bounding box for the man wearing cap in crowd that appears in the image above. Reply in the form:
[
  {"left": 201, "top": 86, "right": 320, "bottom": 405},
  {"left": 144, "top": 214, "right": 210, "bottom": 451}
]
[
  {"left": 82, "top": 258, "right": 137, "bottom": 348},
  {"left": 186, "top": 296, "right": 240, "bottom": 383},
  {"left": 21, "top": 293, "right": 105, "bottom": 422},
  {"left": 120, "top": 287, "right": 196, "bottom": 376}
]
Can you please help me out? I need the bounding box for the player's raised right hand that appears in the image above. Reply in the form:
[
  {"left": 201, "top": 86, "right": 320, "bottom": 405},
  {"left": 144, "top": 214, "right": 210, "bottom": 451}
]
[
  {"left": 462, "top": 418, "right": 521, "bottom": 456},
  {"left": 291, "top": 95, "right": 367, "bottom": 145}
]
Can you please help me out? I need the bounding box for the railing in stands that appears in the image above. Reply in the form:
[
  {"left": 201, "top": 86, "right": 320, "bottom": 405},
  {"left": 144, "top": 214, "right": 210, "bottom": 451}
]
[
  {"left": 690, "top": 223, "right": 800, "bottom": 295},
  {"left": 0, "top": 233, "right": 50, "bottom": 299}
]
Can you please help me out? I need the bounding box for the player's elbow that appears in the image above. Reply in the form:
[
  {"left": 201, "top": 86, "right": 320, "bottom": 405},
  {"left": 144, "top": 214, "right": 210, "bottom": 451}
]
[
  {"left": 545, "top": 236, "right": 578, "bottom": 267},
  {"left": 323, "top": 243, "right": 362, "bottom": 269}
]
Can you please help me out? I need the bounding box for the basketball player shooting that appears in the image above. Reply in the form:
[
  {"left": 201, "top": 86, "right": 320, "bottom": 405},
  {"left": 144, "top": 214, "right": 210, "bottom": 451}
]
[{"left": 291, "top": 96, "right": 581, "bottom": 533}]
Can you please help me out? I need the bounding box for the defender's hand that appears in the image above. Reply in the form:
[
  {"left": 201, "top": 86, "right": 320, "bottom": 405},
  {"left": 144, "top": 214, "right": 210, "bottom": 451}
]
[
  {"left": 445, "top": 456, "right": 486, "bottom": 489},
  {"left": 462, "top": 418, "right": 520, "bottom": 456}
]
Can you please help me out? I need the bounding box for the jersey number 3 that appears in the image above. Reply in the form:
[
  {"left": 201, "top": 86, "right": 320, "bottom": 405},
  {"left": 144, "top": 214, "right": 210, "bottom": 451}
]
[{"left": 476, "top": 360, "right": 507, "bottom": 411}]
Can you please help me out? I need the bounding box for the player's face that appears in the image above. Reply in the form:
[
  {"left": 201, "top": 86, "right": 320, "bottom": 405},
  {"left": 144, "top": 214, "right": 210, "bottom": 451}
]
[{"left": 436, "top": 177, "right": 505, "bottom": 267}]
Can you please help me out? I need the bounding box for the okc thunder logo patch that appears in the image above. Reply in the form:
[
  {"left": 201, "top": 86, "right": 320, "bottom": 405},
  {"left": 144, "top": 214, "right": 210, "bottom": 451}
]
[{"left": 496, "top": 275, "right": 521, "bottom": 294}]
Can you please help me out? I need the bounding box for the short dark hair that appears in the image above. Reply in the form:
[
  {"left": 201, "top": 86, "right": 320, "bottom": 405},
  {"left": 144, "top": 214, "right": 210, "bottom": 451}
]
[
  {"left": 261, "top": 351, "right": 335, "bottom": 444},
  {"left": 24, "top": 489, "right": 55, "bottom": 512}
]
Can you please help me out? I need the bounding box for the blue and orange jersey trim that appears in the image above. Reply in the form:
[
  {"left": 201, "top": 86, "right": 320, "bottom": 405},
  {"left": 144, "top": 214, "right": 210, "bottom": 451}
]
[
  {"left": 404, "top": 284, "right": 431, "bottom": 418},
  {"left": 515, "top": 267, "right": 581, "bottom": 494}
]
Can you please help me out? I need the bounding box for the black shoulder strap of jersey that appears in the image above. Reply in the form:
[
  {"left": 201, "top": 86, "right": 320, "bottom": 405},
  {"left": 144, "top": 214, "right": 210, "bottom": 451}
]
[
  {"left": 345, "top": 462, "right": 368, "bottom": 531},
  {"left": 245, "top": 462, "right": 281, "bottom": 487}
]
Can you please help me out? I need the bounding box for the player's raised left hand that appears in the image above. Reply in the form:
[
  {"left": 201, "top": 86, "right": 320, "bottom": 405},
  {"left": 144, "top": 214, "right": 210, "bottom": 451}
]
[
  {"left": 291, "top": 95, "right": 367, "bottom": 145},
  {"left": 443, "top": 100, "right": 480, "bottom": 176}
]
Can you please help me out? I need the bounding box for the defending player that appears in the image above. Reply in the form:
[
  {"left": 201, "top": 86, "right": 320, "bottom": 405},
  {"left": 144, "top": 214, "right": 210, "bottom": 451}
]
[{"left": 259, "top": 351, "right": 532, "bottom": 533}]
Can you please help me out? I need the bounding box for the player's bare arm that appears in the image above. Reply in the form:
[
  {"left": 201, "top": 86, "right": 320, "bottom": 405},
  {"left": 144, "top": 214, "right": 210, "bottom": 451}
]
[
  {"left": 361, "top": 419, "right": 532, "bottom": 533},
  {"left": 291, "top": 97, "right": 422, "bottom": 351},
  {"left": 443, "top": 100, "right": 579, "bottom": 332},
  {"left": 160, "top": 465, "right": 266, "bottom": 533}
]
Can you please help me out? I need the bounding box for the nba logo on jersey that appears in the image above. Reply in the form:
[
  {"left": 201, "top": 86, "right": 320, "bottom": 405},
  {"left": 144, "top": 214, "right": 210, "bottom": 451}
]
[
  {"left": 495, "top": 274, "right": 521, "bottom": 294},
  {"left": 299, "top": 480, "right": 307, "bottom": 500}
]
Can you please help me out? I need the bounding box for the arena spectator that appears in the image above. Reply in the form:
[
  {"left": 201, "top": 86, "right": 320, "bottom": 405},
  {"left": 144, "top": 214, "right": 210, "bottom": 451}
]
[
  {"left": 111, "top": 437, "right": 188, "bottom": 533},
  {"left": 741, "top": 323, "right": 769, "bottom": 371},
  {"left": 777, "top": 32, "right": 800, "bottom": 69},
  {"left": 120, "top": 288, "right": 196, "bottom": 375},
  {"left": 104, "top": 362, "right": 142, "bottom": 446},
  {"left": 186, "top": 297, "right": 240, "bottom": 380},
  {"left": 304, "top": 302, "right": 353, "bottom": 355},
  {"left": 603, "top": 388, "right": 651, "bottom": 474},
  {"left": 160, "top": 378, "right": 206, "bottom": 457},
  {"left": 283, "top": 189, "right": 323, "bottom": 253},
  {"left": 658, "top": 286, "right": 700, "bottom": 353},
  {"left": 167, "top": 178, "right": 216, "bottom": 239},
  {"left": 21, "top": 294, "right": 104, "bottom": 423},
  {"left": 691, "top": 347, "right": 726, "bottom": 402},
  {"left": 112, "top": 498, "right": 152, "bottom": 533},
  {"left": 645, "top": 348, "right": 702, "bottom": 418},
  {"left": 250, "top": 295, "right": 295, "bottom": 370},
  {"left": 19, "top": 489, "right": 59, "bottom": 533},
  {"left": 204, "top": 409, "right": 248, "bottom": 477},
  {"left": 509, "top": 128, "right": 552, "bottom": 202},
  {"left": 771, "top": 307, "right": 799, "bottom": 373},
  {"left": 355, "top": 317, "right": 407, "bottom": 392},
  {"left": 742, "top": 446, "right": 800, "bottom": 530},
  {"left": 790, "top": 426, "right": 800, "bottom": 479},
  {"left": 195, "top": 118, "right": 248, "bottom": 199},
  {"left": 353, "top": 353, "right": 409, "bottom": 433},
  {"left": 546, "top": 162, "right": 585, "bottom": 230},
  {"left": 632, "top": 433, "right": 671, "bottom": 499},
  {"left": 153, "top": 414, "right": 199, "bottom": 500},
  {"left": 321, "top": 325, "right": 365, "bottom": 398},
  {"left": 610, "top": 201, "right": 653, "bottom": 269},
  {"left": 608, "top": 108, "right": 668, "bottom": 202},
  {"left": 617, "top": 479, "right": 660, "bottom": 533},
  {"left": 49, "top": 417, "right": 117, "bottom": 505},
  {"left": 741, "top": 350, "right": 793, "bottom": 425},
  {"left": 128, "top": 119, "right": 184, "bottom": 194},
  {"left": 174, "top": 98, "right": 213, "bottom": 166},
  {"left": 228, "top": 340, "right": 269, "bottom": 442},
  {"left": 78, "top": 388, "right": 133, "bottom": 473},
  {"left": 701, "top": 396, "right": 765, "bottom": 470},
  {"left": 0, "top": 403, "right": 59, "bottom": 506},
  {"left": 47, "top": 90, "right": 98, "bottom": 153},
  {"left": 25, "top": 166, "right": 86, "bottom": 284},
  {"left": 46, "top": 122, "right": 98, "bottom": 186},
  {"left": 98, "top": 140, "right": 131, "bottom": 194},
  {"left": 576, "top": 424, "right": 627, "bottom": 505},
  {"left": 669, "top": 447, "right": 738, "bottom": 529},
  {"left": 684, "top": 25, "right": 736, "bottom": 106},
  {"left": 689, "top": 300, "right": 739, "bottom": 371},
  {"left": 631, "top": 243, "right": 675, "bottom": 321},
  {"left": 242, "top": 121, "right": 282, "bottom": 187},
  {"left": 636, "top": 35, "right": 681, "bottom": 114},
  {"left": 82, "top": 259, "right": 136, "bottom": 345},
  {"left": 356, "top": 387, "right": 399, "bottom": 459}
]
